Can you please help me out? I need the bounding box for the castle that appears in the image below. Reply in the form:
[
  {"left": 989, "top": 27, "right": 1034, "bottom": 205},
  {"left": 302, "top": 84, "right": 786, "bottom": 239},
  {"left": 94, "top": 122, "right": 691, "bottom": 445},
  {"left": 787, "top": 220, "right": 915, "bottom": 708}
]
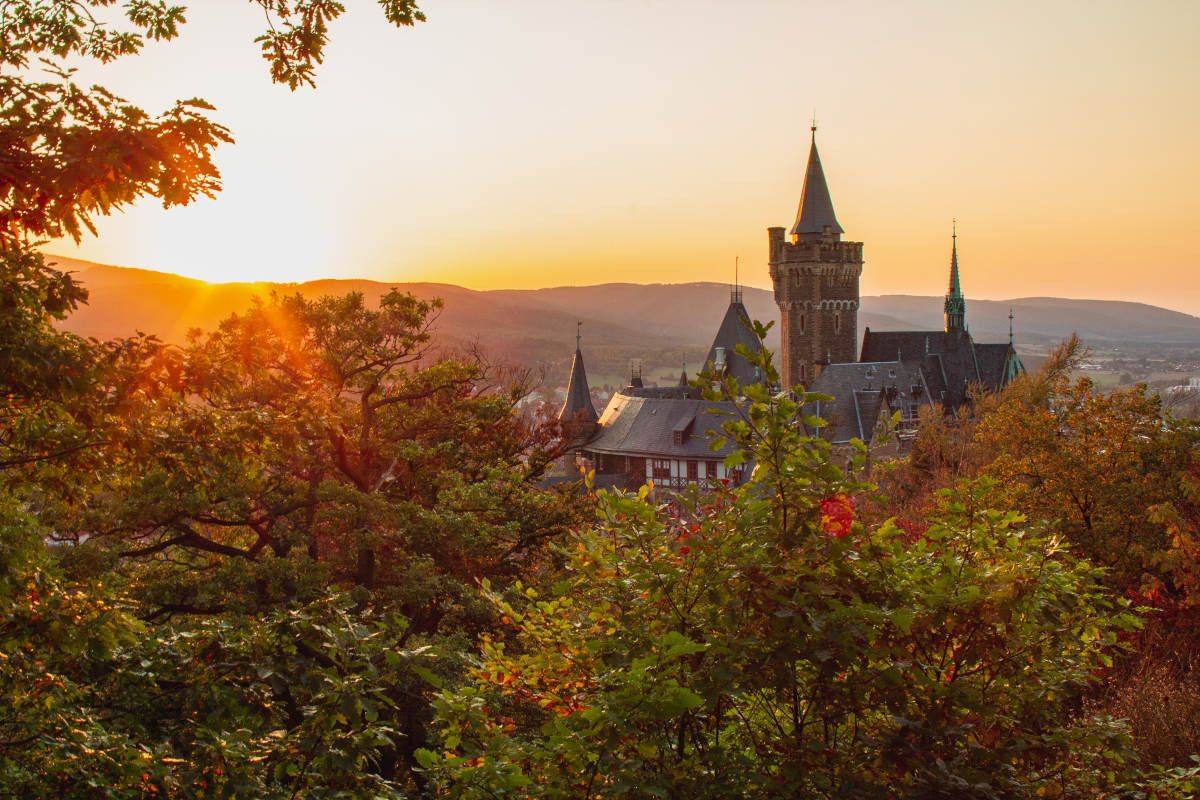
[{"left": 558, "top": 128, "right": 1022, "bottom": 489}]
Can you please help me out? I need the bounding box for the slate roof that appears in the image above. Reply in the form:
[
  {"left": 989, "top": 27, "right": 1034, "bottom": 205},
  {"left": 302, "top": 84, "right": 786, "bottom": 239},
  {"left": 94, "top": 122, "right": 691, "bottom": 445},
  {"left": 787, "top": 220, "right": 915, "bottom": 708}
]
[
  {"left": 975, "top": 342, "right": 1023, "bottom": 387},
  {"left": 584, "top": 394, "right": 739, "bottom": 460},
  {"left": 859, "top": 329, "right": 1020, "bottom": 411},
  {"left": 558, "top": 348, "right": 598, "bottom": 425},
  {"left": 621, "top": 385, "right": 700, "bottom": 400},
  {"left": 790, "top": 134, "right": 844, "bottom": 237},
  {"left": 704, "top": 299, "right": 767, "bottom": 388},
  {"left": 803, "top": 361, "right": 933, "bottom": 443}
]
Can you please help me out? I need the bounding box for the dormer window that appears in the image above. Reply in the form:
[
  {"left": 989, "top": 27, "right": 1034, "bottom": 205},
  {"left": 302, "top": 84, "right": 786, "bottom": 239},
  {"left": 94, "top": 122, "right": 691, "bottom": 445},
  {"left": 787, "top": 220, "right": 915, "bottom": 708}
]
[{"left": 672, "top": 415, "right": 695, "bottom": 446}]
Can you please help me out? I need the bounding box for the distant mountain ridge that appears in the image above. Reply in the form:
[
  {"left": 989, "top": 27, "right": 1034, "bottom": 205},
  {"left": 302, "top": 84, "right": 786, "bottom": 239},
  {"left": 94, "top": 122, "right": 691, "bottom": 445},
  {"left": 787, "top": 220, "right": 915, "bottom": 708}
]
[{"left": 46, "top": 255, "right": 1200, "bottom": 387}]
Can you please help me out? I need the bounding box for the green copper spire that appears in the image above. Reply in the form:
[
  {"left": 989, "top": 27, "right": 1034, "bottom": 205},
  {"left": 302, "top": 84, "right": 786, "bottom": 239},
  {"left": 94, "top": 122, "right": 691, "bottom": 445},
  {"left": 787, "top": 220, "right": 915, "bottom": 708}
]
[{"left": 944, "top": 220, "right": 966, "bottom": 333}]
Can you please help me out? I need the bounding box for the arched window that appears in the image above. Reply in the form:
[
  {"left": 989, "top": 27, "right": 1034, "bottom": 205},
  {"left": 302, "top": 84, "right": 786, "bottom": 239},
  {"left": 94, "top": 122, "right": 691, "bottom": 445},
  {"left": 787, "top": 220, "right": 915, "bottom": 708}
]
[{"left": 834, "top": 313, "right": 841, "bottom": 334}]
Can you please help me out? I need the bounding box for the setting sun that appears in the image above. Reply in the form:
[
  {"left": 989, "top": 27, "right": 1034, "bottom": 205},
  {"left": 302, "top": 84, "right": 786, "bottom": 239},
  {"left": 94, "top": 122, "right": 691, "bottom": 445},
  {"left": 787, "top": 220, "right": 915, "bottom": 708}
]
[{"left": 42, "top": 0, "right": 1200, "bottom": 311}]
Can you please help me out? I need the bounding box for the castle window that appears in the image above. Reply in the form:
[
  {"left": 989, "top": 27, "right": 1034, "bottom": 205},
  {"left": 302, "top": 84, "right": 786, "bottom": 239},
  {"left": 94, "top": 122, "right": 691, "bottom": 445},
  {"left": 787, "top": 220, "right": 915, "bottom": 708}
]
[
  {"left": 800, "top": 314, "right": 806, "bottom": 334},
  {"left": 834, "top": 313, "right": 841, "bottom": 334},
  {"left": 800, "top": 364, "right": 806, "bottom": 381}
]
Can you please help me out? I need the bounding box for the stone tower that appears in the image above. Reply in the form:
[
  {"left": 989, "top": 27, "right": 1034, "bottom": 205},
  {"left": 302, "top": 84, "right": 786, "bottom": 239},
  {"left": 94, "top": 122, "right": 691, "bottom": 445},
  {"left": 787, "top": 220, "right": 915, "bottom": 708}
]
[{"left": 768, "top": 127, "right": 863, "bottom": 389}]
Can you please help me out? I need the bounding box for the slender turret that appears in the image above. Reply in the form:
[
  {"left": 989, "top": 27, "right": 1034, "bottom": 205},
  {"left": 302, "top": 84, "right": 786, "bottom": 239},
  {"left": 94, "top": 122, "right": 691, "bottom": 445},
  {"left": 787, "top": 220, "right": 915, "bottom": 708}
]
[
  {"left": 558, "top": 323, "right": 598, "bottom": 429},
  {"left": 944, "top": 221, "right": 966, "bottom": 333}
]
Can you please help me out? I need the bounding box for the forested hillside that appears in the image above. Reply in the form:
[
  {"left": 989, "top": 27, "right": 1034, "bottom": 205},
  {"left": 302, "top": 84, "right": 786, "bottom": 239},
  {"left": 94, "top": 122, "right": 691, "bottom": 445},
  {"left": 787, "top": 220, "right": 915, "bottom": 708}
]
[{"left": 49, "top": 254, "right": 1200, "bottom": 390}]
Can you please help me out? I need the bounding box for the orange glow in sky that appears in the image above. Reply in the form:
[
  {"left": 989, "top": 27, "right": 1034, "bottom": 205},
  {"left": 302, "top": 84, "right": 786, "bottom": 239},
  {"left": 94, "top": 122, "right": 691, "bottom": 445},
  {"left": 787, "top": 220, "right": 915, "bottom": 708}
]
[{"left": 48, "top": 0, "right": 1200, "bottom": 312}]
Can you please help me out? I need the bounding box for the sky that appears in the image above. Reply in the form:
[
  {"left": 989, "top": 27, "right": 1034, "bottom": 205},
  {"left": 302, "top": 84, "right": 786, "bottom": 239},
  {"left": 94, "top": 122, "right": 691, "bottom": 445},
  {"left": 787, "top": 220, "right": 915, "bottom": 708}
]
[{"left": 46, "top": 0, "right": 1200, "bottom": 313}]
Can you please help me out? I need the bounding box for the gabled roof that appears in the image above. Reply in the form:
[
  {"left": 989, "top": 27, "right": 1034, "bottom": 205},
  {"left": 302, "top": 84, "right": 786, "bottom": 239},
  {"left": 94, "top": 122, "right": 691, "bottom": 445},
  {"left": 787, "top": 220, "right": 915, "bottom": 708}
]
[
  {"left": 558, "top": 348, "right": 598, "bottom": 425},
  {"left": 803, "top": 360, "right": 932, "bottom": 443},
  {"left": 790, "top": 133, "right": 844, "bottom": 237},
  {"left": 704, "top": 299, "right": 766, "bottom": 388},
  {"left": 974, "top": 342, "right": 1023, "bottom": 387},
  {"left": 859, "top": 329, "right": 1020, "bottom": 410},
  {"left": 584, "top": 394, "right": 739, "bottom": 459}
]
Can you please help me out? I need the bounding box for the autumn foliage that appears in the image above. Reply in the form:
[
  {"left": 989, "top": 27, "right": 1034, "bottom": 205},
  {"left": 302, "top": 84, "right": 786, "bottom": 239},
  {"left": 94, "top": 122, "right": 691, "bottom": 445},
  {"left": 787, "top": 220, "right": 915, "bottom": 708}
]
[{"left": 4, "top": 3, "right": 1200, "bottom": 795}]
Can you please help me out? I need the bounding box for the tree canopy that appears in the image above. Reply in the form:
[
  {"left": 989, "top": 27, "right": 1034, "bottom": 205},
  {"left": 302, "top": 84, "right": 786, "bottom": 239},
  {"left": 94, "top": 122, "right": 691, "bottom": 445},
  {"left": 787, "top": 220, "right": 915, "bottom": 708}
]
[{"left": 4, "top": 2, "right": 1200, "bottom": 795}]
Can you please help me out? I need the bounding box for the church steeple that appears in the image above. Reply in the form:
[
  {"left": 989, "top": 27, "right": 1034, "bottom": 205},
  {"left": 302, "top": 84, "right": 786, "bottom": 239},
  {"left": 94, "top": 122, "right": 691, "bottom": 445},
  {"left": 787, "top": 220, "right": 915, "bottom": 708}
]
[
  {"left": 558, "top": 323, "right": 598, "bottom": 427},
  {"left": 790, "top": 123, "right": 844, "bottom": 240},
  {"left": 944, "top": 221, "right": 966, "bottom": 333}
]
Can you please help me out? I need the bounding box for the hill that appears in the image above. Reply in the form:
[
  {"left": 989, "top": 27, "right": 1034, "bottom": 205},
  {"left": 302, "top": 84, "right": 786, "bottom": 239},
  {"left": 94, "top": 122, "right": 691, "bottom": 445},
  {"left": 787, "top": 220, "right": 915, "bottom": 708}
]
[{"left": 46, "top": 254, "right": 1200, "bottom": 390}]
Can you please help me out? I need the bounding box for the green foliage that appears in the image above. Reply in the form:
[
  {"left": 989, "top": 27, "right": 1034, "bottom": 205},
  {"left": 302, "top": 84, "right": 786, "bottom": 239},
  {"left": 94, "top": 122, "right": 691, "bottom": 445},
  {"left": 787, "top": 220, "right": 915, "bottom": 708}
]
[
  {"left": 0, "top": 0, "right": 424, "bottom": 250},
  {"left": 974, "top": 345, "right": 1200, "bottom": 598},
  {"left": 418, "top": 332, "right": 1164, "bottom": 799}
]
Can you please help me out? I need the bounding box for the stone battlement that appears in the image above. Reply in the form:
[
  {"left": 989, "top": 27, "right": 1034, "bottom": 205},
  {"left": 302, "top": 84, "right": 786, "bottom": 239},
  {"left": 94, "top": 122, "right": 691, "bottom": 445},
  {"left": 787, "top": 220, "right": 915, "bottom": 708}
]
[{"left": 767, "top": 227, "right": 863, "bottom": 266}]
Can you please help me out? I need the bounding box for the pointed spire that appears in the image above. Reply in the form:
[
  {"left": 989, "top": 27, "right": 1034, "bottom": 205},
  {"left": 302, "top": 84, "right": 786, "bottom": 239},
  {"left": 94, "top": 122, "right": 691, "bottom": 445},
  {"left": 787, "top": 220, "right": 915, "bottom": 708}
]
[
  {"left": 944, "top": 220, "right": 966, "bottom": 333},
  {"left": 678, "top": 360, "right": 688, "bottom": 387},
  {"left": 790, "top": 123, "right": 844, "bottom": 238},
  {"left": 705, "top": 293, "right": 765, "bottom": 388},
  {"left": 558, "top": 325, "right": 598, "bottom": 426}
]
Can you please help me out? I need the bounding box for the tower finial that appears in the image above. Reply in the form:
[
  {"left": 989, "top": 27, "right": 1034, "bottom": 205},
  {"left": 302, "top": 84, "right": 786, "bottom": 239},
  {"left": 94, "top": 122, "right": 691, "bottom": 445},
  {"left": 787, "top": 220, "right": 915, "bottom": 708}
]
[
  {"left": 731, "top": 256, "right": 742, "bottom": 303},
  {"left": 1008, "top": 308, "right": 1014, "bottom": 346},
  {"left": 576, "top": 320, "right": 581, "bottom": 351},
  {"left": 811, "top": 110, "right": 818, "bottom": 140}
]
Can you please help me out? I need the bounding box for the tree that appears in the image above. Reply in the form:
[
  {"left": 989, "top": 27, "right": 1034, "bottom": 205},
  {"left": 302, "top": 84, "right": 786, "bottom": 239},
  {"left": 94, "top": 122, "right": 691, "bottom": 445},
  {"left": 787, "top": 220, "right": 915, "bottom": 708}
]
[
  {"left": 971, "top": 337, "right": 1200, "bottom": 605},
  {"left": 0, "top": 3, "right": 602, "bottom": 795},
  {"left": 3, "top": 288, "right": 585, "bottom": 793},
  {"left": 875, "top": 336, "right": 1200, "bottom": 768},
  {"left": 415, "top": 334, "right": 1197, "bottom": 799},
  {"left": 1, "top": 0, "right": 424, "bottom": 252}
]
